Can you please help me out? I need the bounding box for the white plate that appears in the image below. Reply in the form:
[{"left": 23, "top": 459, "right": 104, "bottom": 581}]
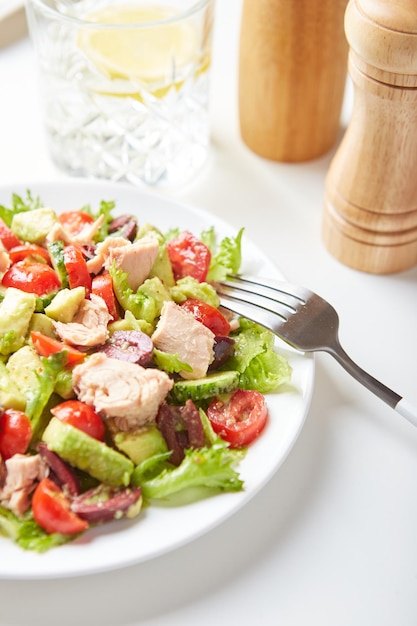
[{"left": 0, "top": 180, "right": 314, "bottom": 580}]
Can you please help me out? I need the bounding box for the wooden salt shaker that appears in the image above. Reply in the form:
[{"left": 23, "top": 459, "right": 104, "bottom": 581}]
[
  {"left": 323, "top": 0, "right": 417, "bottom": 274},
  {"left": 238, "top": 0, "right": 349, "bottom": 162}
]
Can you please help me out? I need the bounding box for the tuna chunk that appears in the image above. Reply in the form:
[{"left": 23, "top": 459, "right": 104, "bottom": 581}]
[
  {"left": 72, "top": 352, "right": 173, "bottom": 431},
  {"left": 86, "top": 236, "right": 129, "bottom": 275},
  {"left": 87, "top": 235, "right": 159, "bottom": 290},
  {"left": 0, "top": 454, "right": 49, "bottom": 516},
  {"left": 152, "top": 301, "right": 215, "bottom": 380},
  {"left": 53, "top": 293, "right": 112, "bottom": 347},
  {"left": 47, "top": 214, "right": 105, "bottom": 246}
]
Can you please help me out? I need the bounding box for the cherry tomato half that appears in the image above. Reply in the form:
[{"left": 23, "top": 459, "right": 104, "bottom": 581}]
[
  {"left": 2, "top": 261, "right": 61, "bottom": 296},
  {"left": 32, "top": 477, "right": 89, "bottom": 535},
  {"left": 0, "top": 218, "right": 22, "bottom": 250},
  {"left": 9, "top": 243, "right": 51, "bottom": 265},
  {"left": 31, "top": 331, "right": 86, "bottom": 365},
  {"left": 181, "top": 298, "right": 231, "bottom": 336},
  {"left": 207, "top": 389, "right": 268, "bottom": 448},
  {"left": 51, "top": 400, "right": 105, "bottom": 441},
  {"left": 92, "top": 272, "right": 120, "bottom": 320},
  {"left": 58, "top": 210, "right": 94, "bottom": 237},
  {"left": 0, "top": 408, "right": 32, "bottom": 460},
  {"left": 167, "top": 231, "right": 211, "bottom": 282},
  {"left": 63, "top": 244, "right": 92, "bottom": 295}
]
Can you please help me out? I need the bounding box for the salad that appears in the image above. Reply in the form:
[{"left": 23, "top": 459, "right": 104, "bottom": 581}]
[{"left": 0, "top": 191, "right": 291, "bottom": 552}]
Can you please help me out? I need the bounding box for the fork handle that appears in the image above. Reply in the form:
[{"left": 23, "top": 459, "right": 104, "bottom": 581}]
[
  {"left": 395, "top": 399, "right": 417, "bottom": 428},
  {"left": 329, "top": 344, "right": 417, "bottom": 428}
]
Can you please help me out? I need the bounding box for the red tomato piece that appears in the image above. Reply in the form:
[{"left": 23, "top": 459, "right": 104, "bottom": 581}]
[
  {"left": 0, "top": 217, "right": 22, "bottom": 250},
  {"left": 207, "top": 389, "right": 268, "bottom": 448},
  {"left": 9, "top": 243, "right": 51, "bottom": 265},
  {"left": 32, "top": 477, "right": 89, "bottom": 535},
  {"left": 63, "top": 244, "right": 92, "bottom": 295},
  {"left": 51, "top": 400, "right": 105, "bottom": 441},
  {"left": 166, "top": 231, "right": 211, "bottom": 282},
  {"left": 31, "top": 331, "right": 86, "bottom": 365},
  {"left": 1, "top": 261, "right": 61, "bottom": 296},
  {"left": 58, "top": 210, "right": 94, "bottom": 237},
  {"left": 92, "top": 272, "right": 120, "bottom": 320},
  {"left": 181, "top": 298, "right": 231, "bottom": 335},
  {"left": 0, "top": 409, "right": 32, "bottom": 460}
]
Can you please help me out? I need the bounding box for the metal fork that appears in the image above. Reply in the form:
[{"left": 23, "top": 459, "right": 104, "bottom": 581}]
[{"left": 217, "top": 275, "right": 417, "bottom": 427}]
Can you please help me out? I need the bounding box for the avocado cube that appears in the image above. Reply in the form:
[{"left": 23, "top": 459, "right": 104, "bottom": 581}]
[
  {"left": 29, "top": 313, "right": 56, "bottom": 338},
  {"left": 6, "top": 345, "right": 43, "bottom": 401},
  {"left": 0, "top": 288, "right": 36, "bottom": 355},
  {"left": 113, "top": 425, "right": 168, "bottom": 465},
  {"left": 45, "top": 287, "right": 85, "bottom": 323},
  {"left": 0, "top": 361, "right": 26, "bottom": 410},
  {"left": 11, "top": 207, "right": 57, "bottom": 243},
  {"left": 42, "top": 417, "right": 134, "bottom": 487}
]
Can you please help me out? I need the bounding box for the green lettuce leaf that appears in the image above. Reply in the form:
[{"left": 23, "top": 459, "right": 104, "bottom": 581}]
[
  {"left": 226, "top": 318, "right": 291, "bottom": 392},
  {"left": 137, "top": 443, "right": 245, "bottom": 500},
  {"left": 0, "top": 191, "right": 41, "bottom": 226},
  {"left": 25, "top": 353, "right": 64, "bottom": 419},
  {"left": 26, "top": 353, "right": 68, "bottom": 440},
  {"left": 204, "top": 227, "right": 244, "bottom": 281},
  {"left": 83, "top": 199, "right": 116, "bottom": 242},
  {"left": 130, "top": 451, "right": 174, "bottom": 483},
  {"left": 239, "top": 351, "right": 292, "bottom": 393},
  {"left": 0, "top": 506, "right": 73, "bottom": 552},
  {"left": 153, "top": 349, "right": 192, "bottom": 374},
  {"left": 164, "top": 227, "right": 180, "bottom": 241}
]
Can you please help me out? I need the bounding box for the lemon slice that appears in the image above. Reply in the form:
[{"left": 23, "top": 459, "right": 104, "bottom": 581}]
[{"left": 78, "top": 4, "right": 199, "bottom": 86}]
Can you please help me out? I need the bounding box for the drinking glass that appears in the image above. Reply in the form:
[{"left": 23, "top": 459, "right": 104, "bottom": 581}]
[{"left": 25, "top": 0, "right": 215, "bottom": 187}]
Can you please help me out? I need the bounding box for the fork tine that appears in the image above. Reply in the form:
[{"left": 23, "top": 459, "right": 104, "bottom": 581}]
[
  {"left": 220, "top": 275, "right": 311, "bottom": 307},
  {"left": 218, "top": 274, "right": 336, "bottom": 353},
  {"left": 218, "top": 275, "right": 308, "bottom": 315},
  {"left": 219, "top": 291, "right": 286, "bottom": 333},
  {"left": 218, "top": 286, "right": 288, "bottom": 321},
  {"left": 217, "top": 275, "right": 303, "bottom": 343}
]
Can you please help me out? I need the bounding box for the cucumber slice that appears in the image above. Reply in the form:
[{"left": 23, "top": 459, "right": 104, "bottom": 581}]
[
  {"left": 48, "top": 240, "right": 69, "bottom": 288},
  {"left": 172, "top": 370, "right": 240, "bottom": 403}
]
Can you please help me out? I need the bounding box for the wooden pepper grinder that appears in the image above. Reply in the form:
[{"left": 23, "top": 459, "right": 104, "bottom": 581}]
[
  {"left": 238, "top": 0, "right": 349, "bottom": 162},
  {"left": 323, "top": 0, "right": 417, "bottom": 274}
]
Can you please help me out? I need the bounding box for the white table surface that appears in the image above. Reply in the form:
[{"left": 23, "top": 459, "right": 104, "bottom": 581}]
[{"left": 1, "top": 2, "right": 417, "bottom": 625}]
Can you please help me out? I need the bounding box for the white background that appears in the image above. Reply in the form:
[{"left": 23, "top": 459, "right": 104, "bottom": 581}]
[{"left": 1, "top": 1, "right": 417, "bottom": 624}]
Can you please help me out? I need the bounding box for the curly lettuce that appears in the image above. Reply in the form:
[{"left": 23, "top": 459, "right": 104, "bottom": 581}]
[
  {"left": 134, "top": 442, "right": 245, "bottom": 500},
  {"left": 0, "top": 506, "right": 73, "bottom": 552},
  {"left": 226, "top": 318, "right": 292, "bottom": 393},
  {"left": 203, "top": 226, "right": 243, "bottom": 281},
  {"left": 83, "top": 199, "right": 116, "bottom": 242},
  {"left": 0, "top": 190, "right": 41, "bottom": 226}
]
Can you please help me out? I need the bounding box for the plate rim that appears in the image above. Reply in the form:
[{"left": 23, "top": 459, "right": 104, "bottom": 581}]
[{"left": 0, "top": 179, "right": 315, "bottom": 580}]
